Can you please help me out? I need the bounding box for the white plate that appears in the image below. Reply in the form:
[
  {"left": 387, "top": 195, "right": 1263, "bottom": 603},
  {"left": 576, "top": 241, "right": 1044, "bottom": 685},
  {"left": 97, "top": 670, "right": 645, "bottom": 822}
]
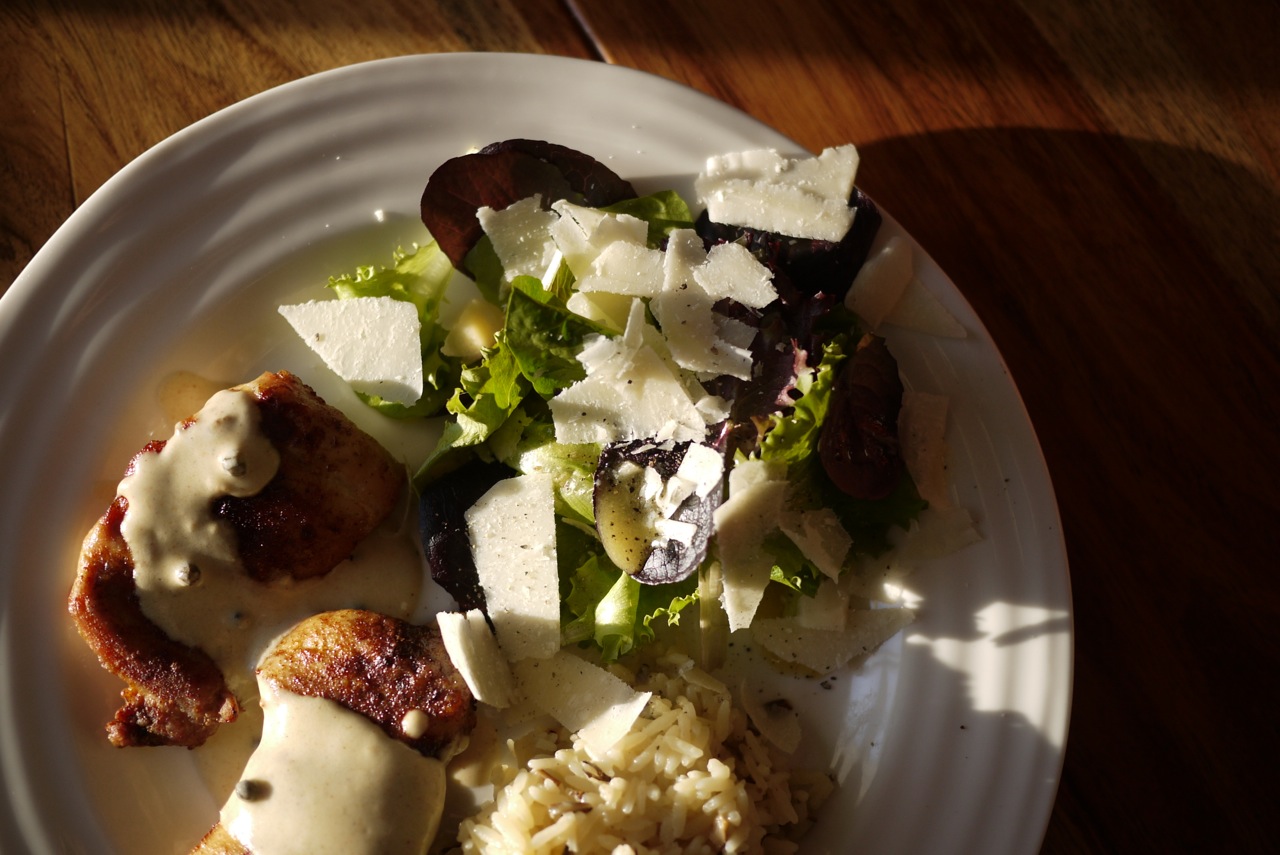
[{"left": 0, "top": 54, "right": 1072, "bottom": 854}]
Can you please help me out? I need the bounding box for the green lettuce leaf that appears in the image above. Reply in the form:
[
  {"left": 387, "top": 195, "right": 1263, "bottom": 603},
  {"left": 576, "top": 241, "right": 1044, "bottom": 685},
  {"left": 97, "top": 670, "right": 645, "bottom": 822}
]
[
  {"left": 503, "top": 277, "right": 607, "bottom": 398},
  {"left": 594, "top": 570, "right": 644, "bottom": 662},
  {"left": 636, "top": 576, "right": 699, "bottom": 640},
  {"left": 506, "top": 412, "right": 600, "bottom": 525},
  {"left": 412, "top": 333, "right": 529, "bottom": 486},
  {"left": 765, "top": 531, "right": 823, "bottom": 597},
  {"left": 463, "top": 235, "right": 505, "bottom": 305},
  {"left": 411, "top": 273, "right": 604, "bottom": 486},
  {"left": 602, "top": 190, "right": 696, "bottom": 246},
  {"left": 562, "top": 548, "right": 700, "bottom": 662},
  {"left": 759, "top": 332, "right": 849, "bottom": 466}
]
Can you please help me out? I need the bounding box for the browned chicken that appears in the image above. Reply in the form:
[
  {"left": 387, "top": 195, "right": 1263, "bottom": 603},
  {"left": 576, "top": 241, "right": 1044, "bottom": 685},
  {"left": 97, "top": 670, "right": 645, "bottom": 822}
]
[
  {"left": 189, "top": 609, "right": 477, "bottom": 855},
  {"left": 255, "top": 608, "right": 476, "bottom": 758},
  {"left": 190, "top": 823, "right": 249, "bottom": 855},
  {"left": 68, "top": 371, "right": 405, "bottom": 748}
]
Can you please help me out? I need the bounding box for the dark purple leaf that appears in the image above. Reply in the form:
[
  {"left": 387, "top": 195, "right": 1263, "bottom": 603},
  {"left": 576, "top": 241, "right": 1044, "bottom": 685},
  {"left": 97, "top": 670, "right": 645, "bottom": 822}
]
[
  {"left": 479, "top": 139, "right": 637, "bottom": 208},
  {"left": 421, "top": 140, "right": 638, "bottom": 272},
  {"left": 818, "top": 334, "right": 904, "bottom": 499},
  {"left": 420, "top": 149, "right": 572, "bottom": 270}
]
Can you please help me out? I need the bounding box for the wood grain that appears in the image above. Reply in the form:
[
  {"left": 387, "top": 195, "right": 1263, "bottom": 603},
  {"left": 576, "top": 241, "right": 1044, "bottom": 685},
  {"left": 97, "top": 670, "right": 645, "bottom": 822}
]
[
  {"left": 3, "top": 0, "right": 1277, "bottom": 852},
  {"left": 0, "top": 0, "right": 595, "bottom": 290}
]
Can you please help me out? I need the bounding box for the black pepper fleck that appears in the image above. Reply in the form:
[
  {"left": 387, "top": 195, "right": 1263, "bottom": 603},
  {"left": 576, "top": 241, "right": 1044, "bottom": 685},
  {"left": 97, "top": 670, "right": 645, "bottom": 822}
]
[{"left": 235, "top": 779, "right": 270, "bottom": 801}]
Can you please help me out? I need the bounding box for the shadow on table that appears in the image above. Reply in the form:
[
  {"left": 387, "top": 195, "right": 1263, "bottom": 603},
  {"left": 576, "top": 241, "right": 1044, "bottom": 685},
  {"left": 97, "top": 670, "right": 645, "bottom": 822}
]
[{"left": 859, "top": 126, "right": 1278, "bottom": 852}]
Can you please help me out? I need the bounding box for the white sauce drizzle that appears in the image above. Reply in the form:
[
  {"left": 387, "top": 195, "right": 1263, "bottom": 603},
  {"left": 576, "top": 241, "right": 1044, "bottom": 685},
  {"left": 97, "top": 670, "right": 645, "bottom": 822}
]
[
  {"left": 220, "top": 683, "right": 445, "bottom": 855},
  {"left": 400, "top": 709, "right": 432, "bottom": 740},
  {"left": 115, "top": 384, "right": 441, "bottom": 850},
  {"left": 118, "top": 389, "right": 423, "bottom": 699}
]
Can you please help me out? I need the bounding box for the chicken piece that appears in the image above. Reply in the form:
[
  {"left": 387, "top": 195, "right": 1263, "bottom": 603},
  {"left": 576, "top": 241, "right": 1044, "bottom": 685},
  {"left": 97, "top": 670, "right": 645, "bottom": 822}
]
[
  {"left": 190, "top": 825, "right": 247, "bottom": 855},
  {"left": 254, "top": 608, "right": 476, "bottom": 758},
  {"left": 206, "top": 370, "right": 406, "bottom": 584},
  {"left": 190, "top": 609, "right": 476, "bottom": 855},
  {"left": 68, "top": 371, "right": 405, "bottom": 748}
]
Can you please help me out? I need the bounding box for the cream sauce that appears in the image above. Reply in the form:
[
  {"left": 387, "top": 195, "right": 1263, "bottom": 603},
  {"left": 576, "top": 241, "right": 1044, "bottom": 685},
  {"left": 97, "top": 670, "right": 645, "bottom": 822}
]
[
  {"left": 157, "top": 370, "right": 226, "bottom": 428},
  {"left": 117, "top": 384, "right": 440, "bottom": 850},
  {"left": 118, "top": 387, "right": 423, "bottom": 697},
  {"left": 220, "top": 684, "right": 445, "bottom": 855}
]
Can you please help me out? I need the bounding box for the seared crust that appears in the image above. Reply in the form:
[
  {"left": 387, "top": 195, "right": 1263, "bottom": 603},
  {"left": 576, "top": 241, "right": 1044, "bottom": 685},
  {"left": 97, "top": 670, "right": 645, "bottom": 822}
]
[
  {"left": 257, "top": 609, "right": 477, "bottom": 759},
  {"left": 69, "top": 495, "right": 240, "bottom": 747},
  {"left": 190, "top": 823, "right": 248, "bottom": 855},
  {"left": 68, "top": 371, "right": 404, "bottom": 748},
  {"left": 215, "top": 371, "right": 404, "bottom": 583}
]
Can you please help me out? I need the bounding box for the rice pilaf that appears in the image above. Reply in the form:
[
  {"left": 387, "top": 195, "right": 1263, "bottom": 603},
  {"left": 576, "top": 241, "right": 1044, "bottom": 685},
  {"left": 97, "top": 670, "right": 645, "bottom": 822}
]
[{"left": 456, "top": 650, "right": 833, "bottom": 854}]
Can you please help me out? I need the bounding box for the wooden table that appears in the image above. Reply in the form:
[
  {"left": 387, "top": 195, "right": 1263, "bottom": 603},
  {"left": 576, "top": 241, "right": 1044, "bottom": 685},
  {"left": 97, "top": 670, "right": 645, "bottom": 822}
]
[{"left": 3, "top": 1, "right": 1276, "bottom": 852}]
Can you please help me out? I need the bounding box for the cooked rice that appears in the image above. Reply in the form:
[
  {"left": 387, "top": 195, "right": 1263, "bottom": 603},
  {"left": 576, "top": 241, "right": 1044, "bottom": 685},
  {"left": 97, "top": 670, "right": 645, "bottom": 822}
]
[{"left": 454, "top": 649, "right": 833, "bottom": 854}]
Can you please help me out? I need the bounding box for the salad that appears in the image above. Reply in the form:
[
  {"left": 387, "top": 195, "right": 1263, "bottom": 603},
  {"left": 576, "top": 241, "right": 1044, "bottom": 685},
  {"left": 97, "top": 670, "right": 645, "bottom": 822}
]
[{"left": 282, "top": 138, "right": 973, "bottom": 677}]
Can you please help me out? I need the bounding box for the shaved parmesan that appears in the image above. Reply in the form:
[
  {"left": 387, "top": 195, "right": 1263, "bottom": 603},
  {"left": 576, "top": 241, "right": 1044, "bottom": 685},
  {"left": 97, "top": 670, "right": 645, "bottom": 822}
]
[
  {"left": 465, "top": 473, "right": 560, "bottom": 661},
  {"left": 550, "top": 199, "right": 648, "bottom": 276},
  {"left": 550, "top": 302, "right": 707, "bottom": 445},
  {"left": 695, "top": 145, "right": 860, "bottom": 241},
  {"left": 779, "top": 507, "right": 853, "bottom": 581},
  {"left": 884, "top": 277, "right": 967, "bottom": 338},
  {"left": 845, "top": 235, "right": 913, "bottom": 330},
  {"left": 651, "top": 288, "right": 752, "bottom": 379},
  {"left": 576, "top": 240, "right": 665, "bottom": 298},
  {"left": 549, "top": 347, "right": 706, "bottom": 444},
  {"left": 693, "top": 242, "right": 776, "bottom": 309},
  {"left": 477, "top": 195, "right": 558, "bottom": 282},
  {"left": 662, "top": 228, "right": 707, "bottom": 290},
  {"left": 652, "top": 230, "right": 770, "bottom": 378},
  {"left": 795, "top": 579, "right": 850, "bottom": 631},
  {"left": 713, "top": 460, "right": 789, "bottom": 632},
  {"left": 564, "top": 290, "right": 633, "bottom": 333},
  {"left": 899, "top": 391, "right": 952, "bottom": 509},
  {"left": 753, "top": 607, "right": 914, "bottom": 675},
  {"left": 728, "top": 456, "right": 786, "bottom": 494},
  {"left": 437, "top": 609, "right": 518, "bottom": 708},
  {"left": 513, "top": 651, "right": 652, "bottom": 759},
  {"left": 694, "top": 394, "right": 731, "bottom": 425},
  {"left": 278, "top": 297, "right": 422, "bottom": 406},
  {"left": 676, "top": 443, "right": 727, "bottom": 499}
]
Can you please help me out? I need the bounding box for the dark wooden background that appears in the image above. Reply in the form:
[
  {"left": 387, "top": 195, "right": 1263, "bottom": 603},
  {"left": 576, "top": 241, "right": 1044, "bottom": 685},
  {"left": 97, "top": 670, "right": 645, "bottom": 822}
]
[{"left": 3, "top": 1, "right": 1277, "bottom": 851}]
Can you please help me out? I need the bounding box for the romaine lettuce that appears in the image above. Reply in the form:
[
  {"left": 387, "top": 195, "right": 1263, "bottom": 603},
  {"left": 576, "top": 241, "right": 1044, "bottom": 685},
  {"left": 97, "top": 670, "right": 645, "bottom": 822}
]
[
  {"left": 503, "top": 276, "right": 607, "bottom": 397},
  {"left": 563, "top": 550, "right": 699, "bottom": 663}
]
